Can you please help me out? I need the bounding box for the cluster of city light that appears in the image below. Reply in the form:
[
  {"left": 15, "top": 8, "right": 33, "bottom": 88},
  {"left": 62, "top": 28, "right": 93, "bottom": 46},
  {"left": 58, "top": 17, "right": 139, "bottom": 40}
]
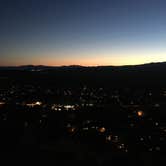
[
  {"left": 51, "top": 104, "right": 62, "bottom": 111},
  {"left": 51, "top": 104, "right": 76, "bottom": 111},
  {"left": 1, "top": 86, "right": 165, "bottom": 155},
  {"left": 64, "top": 105, "right": 75, "bottom": 110},
  {"left": 66, "top": 120, "right": 129, "bottom": 153},
  {"left": 26, "top": 101, "right": 42, "bottom": 107}
]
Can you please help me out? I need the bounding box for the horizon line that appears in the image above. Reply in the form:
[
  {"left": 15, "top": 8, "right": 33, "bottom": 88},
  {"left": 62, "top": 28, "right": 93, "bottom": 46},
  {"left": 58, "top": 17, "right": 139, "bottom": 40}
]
[{"left": 0, "top": 61, "right": 165, "bottom": 68}]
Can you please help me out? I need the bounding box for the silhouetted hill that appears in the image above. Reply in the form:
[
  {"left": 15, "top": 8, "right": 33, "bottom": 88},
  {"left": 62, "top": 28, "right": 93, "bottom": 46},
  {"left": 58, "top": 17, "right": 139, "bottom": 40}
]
[
  {"left": 0, "top": 65, "right": 87, "bottom": 71},
  {"left": 1, "top": 62, "right": 166, "bottom": 71},
  {"left": 0, "top": 62, "right": 166, "bottom": 88}
]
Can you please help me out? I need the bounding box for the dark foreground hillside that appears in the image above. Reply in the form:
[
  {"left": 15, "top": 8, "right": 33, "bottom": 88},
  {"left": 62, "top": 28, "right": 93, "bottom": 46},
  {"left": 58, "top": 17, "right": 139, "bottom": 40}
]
[{"left": 0, "top": 63, "right": 166, "bottom": 165}]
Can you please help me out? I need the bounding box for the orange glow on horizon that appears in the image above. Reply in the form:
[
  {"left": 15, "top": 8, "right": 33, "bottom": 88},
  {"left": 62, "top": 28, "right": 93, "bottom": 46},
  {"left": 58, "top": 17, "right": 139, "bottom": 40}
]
[{"left": 1, "top": 52, "right": 166, "bottom": 67}]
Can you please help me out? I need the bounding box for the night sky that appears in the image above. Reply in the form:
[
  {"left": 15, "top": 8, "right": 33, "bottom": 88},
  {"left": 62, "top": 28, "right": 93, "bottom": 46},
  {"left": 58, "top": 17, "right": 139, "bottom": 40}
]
[{"left": 1, "top": 0, "right": 166, "bottom": 66}]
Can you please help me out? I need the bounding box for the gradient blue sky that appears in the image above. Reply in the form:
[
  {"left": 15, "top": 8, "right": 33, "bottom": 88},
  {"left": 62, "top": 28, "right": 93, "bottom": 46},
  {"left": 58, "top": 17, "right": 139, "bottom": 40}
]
[{"left": 1, "top": 0, "right": 166, "bottom": 66}]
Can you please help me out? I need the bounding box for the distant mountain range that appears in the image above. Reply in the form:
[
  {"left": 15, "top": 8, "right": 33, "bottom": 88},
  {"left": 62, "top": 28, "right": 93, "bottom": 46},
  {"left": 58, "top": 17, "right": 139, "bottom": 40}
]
[
  {"left": 0, "top": 62, "right": 166, "bottom": 71},
  {"left": 0, "top": 65, "right": 85, "bottom": 71},
  {"left": 1, "top": 62, "right": 166, "bottom": 87}
]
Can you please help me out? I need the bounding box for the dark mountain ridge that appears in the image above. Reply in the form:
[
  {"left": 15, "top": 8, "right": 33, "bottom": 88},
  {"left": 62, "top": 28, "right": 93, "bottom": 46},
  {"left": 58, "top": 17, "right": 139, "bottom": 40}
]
[
  {"left": 0, "top": 62, "right": 166, "bottom": 71},
  {"left": 0, "top": 62, "right": 166, "bottom": 88}
]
